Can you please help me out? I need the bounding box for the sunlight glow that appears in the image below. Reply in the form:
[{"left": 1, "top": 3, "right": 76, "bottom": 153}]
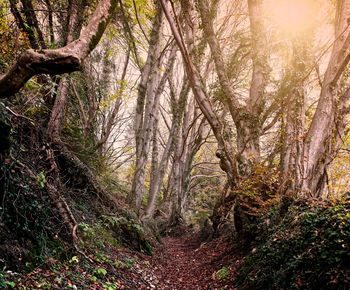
[{"left": 266, "top": 0, "right": 315, "bottom": 36}]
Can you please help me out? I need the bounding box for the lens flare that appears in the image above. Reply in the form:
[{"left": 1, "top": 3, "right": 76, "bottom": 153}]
[{"left": 266, "top": 0, "right": 315, "bottom": 36}]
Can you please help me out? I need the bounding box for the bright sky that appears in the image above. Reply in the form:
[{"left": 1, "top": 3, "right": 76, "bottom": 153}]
[{"left": 264, "top": 0, "right": 319, "bottom": 37}]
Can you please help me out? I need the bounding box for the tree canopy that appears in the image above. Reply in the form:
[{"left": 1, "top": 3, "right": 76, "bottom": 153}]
[{"left": 0, "top": 0, "right": 349, "bottom": 288}]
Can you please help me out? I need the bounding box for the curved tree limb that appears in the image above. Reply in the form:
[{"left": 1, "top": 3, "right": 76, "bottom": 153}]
[
  {"left": 160, "top": 0, "right": 238, "bottom": 186},
  {"left": 0, "top": 0, "right": 117, "bottom": 98}
]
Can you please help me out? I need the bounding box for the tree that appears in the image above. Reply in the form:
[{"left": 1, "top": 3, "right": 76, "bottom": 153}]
[
  {"left": 128, "top": 2, "right": 166, "bottom": 211},
  {"left": 160, "top": 0, "right": 238, "bottom": 189},
  {"left": 298, "top": 0, "right": 350, "bottom": 196},
  {"left": 0, "top": 0, "right": 117, "bottom": 98},
  {"left": 47, "top": 0, "right": 88, "bottom": 139},
  {"left": 198, "top": 0, "right": 270, "bottom": 176}
]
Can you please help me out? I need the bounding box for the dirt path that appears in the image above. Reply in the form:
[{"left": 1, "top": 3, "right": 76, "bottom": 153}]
[
  {"left": 4, "top": 227, "right": 243, "bottom": 289},
  {"left": 147, "top": 230, "right": 243, "bottom": 290}
]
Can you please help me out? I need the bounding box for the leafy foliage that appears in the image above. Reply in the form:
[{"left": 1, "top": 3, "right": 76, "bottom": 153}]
[
  {"left": 0, "top": 107, "right": 68, "bottom": 270},
  {"left": 100, "top": 215, "right": 153, "bottom": 255},
  {"left": 215, "top": 266, "right": 230, "bottom": 281},
  {"left": 235, "top": 198, "right": 350, "bottom": 289}
]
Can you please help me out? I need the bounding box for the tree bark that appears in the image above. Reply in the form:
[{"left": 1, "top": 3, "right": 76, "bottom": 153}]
[
  {"left": 129, "top": 4, "right": 164, "bottom": 211},
  {"left": 169, "top": 100, "right": 205, "bottom": 225},
  {"left": 143, "top": 57, "right": 189, "bottom": 220},
  {"left": 279, "top": 43, "right": 307, "bottom": 197},
  {"left": 0, "top": 0, "right": 117, "bottom": 98},
  {"left": 198, "top": 0, "right": 268, "bottom": 176},
  {"left": 161, "top": 0, "right": 238, "bottom": 186},
  {"left": 96, "top": 50, "right": 130, "bottom": 151},
  {"left": 20, "top": 0, "right": 47, "bottom": 49},
  {"left": 301, "top": 0, "right": 350, "bottom": 196},
  {"left": 47, "top": 0, "right": 92, "bottom": 139},
  {"left": 44, "top": 0, "right": 55, "bottom": 46}
]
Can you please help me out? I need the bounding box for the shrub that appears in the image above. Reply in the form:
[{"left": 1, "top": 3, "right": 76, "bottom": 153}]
[{"left": 234, "top": 198, "right": 350, "bottom": 289}]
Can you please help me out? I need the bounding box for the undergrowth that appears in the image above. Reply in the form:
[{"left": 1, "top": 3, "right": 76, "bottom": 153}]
[
  {"left": 79, "top": 215, "right": 152, "bottom": 255},
  {"left": 0, "top": 104, "right": 68, "bottom": 270},
  {"left": 235, "top": 197, "right": 350, "bottom": 289},
  {"left": 0, "top": 102, "right": 153, "bottom": 277}
]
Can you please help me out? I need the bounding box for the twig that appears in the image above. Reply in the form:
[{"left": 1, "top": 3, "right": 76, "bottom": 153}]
[{"left": 5, "top": 106, "right": 35, "bottom": 125}]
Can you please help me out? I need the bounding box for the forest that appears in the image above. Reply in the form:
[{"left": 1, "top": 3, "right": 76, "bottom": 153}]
[{"left": 0, "top": 0, "right": 349, "bottom": 289}]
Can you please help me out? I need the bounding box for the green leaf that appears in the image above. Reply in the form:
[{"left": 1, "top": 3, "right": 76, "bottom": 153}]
[
  {"left": 94, "top": 267, "right": 107, "bottom": 277},
  {"left": 6, "top": 281, "right": 16, "bottom": 288},
  {"left": 36, "top": 171, "right": 46, "bottom": 189}
]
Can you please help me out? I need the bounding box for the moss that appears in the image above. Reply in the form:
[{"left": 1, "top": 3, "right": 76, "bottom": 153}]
[
  {"left": 79, "top": 222, "right": 121, "bottom": 251},
  {"left": 100, "top": 215, "right": 153, "bottom": 255},
  {"left": 79, "top": 215, "right": 153, "bottom": 255},
  {"left": 88, "top": 0, "right": 118, "bottom": 53},
  {"left": 89, "top": 20, "right": 108, "bottom": 53}
]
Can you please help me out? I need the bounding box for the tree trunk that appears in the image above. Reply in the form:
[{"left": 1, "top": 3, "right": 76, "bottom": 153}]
[
  {"left": 47, "top": 78, "right": 70, "bottom": 140},
  {"left": 196, "top": 0, "right": 268, "bottom": 231},
  {"left": 301, "top": 0, "right": 350, "bottom": 196},
  {"left": 278, "top": 42, "right": 308, "bottom": 199},
  {"left": 161, "top": 0, "right": 238, "bottom": 187},
  {"left": 128, "top": 4, "right": 164, "bottom": 211},
  {"left": 47, "top": 0, "right": 88, "bottom": 139},
  {"left": 198, "top": 0, "right": 268, "bottom": 177},
  {"left": 235, "top": 0, "right": 268, "bottom": 172},
  {"left": 169, "top": 99, "right": 205, "bottom": 225},
  {"left": 235, "top": 116, "right": 261, "bottom": 175},
  {"left": 143, "top": 72, "right": 189, "bottom": 220}
]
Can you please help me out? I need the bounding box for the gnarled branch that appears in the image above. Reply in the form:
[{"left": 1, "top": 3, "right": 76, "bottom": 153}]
[{"left": 0, "top": 0, "right": 117, "bottom": 98}]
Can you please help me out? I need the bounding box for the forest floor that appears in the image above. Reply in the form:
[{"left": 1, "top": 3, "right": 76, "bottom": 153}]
[
  {"left": 2, "top": 227, "right": 245, "bottom": 289},
  {"left": 145, "top": 227, "right": 244, "bottom": 290}
]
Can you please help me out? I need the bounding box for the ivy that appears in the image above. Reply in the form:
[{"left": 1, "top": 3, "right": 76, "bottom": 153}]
[{"left": 235, "top": 199, "right": 350, "bottom": 289}]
